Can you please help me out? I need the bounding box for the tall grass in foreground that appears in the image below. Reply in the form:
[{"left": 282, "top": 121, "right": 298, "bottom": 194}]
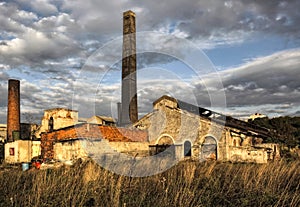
[{"left": 0, "top": 160, "right": 299, "bottom": 207}]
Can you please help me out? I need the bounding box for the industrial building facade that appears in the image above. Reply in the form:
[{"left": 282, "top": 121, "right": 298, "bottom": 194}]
[{"left": 134, "top": 95, "right": 280, "bottom": 163}]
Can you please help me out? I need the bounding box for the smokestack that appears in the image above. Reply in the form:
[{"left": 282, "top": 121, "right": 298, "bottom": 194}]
[
  {"left": 7, "top": 79, "right": 20, "bottom": 142},
  {"left": 120, "top": 10, "right": 138, "bottom": 126}
]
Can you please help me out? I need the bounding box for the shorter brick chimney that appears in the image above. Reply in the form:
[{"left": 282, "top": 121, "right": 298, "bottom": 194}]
[{"left": 7, "top": 79, "right": 20, "bottom": 142}]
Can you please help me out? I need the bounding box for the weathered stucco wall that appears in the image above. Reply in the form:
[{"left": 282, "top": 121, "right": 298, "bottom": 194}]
[
  {"left": 54, "top": 139, "right": 89, "bottom": 161},
  {"left": 53, "top": 139, "right": 150, "bottom": 161},
  {"left": 109, "top": 142, "right": 149, "bottom": 156},
  {"left": 256, "top": 143, "right": 281, "bottom": 160},
  {"left": 5, "top": 140, "right": 41, "bottom": 163},
  {"left": 227, "top": 146, "right": 269, "bottom": 163},
  {"left": 41, "top": 123, "right": 148, "bottom": 160}
]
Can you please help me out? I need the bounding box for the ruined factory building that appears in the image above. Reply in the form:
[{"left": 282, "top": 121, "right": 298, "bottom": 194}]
[
  {"left": 39, "top": 95, "right": 280, "bottom": 164},
  {"left": 134, "top": 95, "right": 280, "bottom": 163},
  {"left": 34, "top": 108, "right": 79, "bottom": 139}
]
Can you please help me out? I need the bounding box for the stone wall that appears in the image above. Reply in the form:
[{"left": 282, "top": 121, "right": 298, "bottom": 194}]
[
  {"left": 135, "top": 98, "right": 227, "bottom": 160},
  {"left": 135, "top": 96, "right": 279, "bottom": 163}
]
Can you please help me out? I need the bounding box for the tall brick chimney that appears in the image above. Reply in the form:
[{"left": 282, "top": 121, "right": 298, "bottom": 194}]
[
  {"left": 120, "top": 10, "right": 138, "bottom": 126},
  {"left": 7, "top": 79, "right": 20, "bottom": 142}
]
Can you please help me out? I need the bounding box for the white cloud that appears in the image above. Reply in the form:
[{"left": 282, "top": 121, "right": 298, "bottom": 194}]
[
  {"left": 0, "top": 27, "right": 80, "bottom": 67},
  {"left": 13, "top": 10, "right": 38, "bottom": 24},
  {"left": 17, "top": 0, "right": 58, "bottom": 16},
  {"left": 192, "top": 49, "right": 300, "bottom": 116}
]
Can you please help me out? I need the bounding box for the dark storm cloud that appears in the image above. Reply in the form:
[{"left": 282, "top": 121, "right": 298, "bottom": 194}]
[
  {"left": 138, "top": 0, "right": 300, "bottom": 40},
  {"left": 0, "top": 87, "right": 7, "bottom": 108},
  {"left": 60, "top": 0, "right": 300, "bottom": 44},
  {"left": 194, "top": 49, "right": 300, "bottom": 108},
  {"left": 18, "top": 78, "right": 75, "bottom": 123},
  {"left": 0, "top": 72, "right": 9, "bottom": 109},
  {"left": 15, "top": 0, "right": 59, "bottom": 17},
  {"left": 1, "top": 0, "right": 300, "bottom": 71}
]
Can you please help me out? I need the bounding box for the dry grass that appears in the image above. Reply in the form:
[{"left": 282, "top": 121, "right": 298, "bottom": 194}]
[{"left": 0, "top": 159, "right": 299, "bottom": 207}]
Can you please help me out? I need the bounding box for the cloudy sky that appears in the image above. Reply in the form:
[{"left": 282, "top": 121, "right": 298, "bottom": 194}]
[{"left": 0, "top": 0, "right": 300, "bottom": 124}]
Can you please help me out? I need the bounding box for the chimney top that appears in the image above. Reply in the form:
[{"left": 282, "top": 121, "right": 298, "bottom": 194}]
[
  {"left": 8, "top": 79, "right": 20, "bottom": 82},
  {"left": 123, "top": 10, "right": 135, "bottom": 17}
]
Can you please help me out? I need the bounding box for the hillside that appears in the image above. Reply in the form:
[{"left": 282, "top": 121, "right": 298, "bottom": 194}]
[
  {"left": 0, "top": 159, "right": 299, "bottom": 206},
  {"left": 249, "top": 116, "right": 300, "bottom": 148}
]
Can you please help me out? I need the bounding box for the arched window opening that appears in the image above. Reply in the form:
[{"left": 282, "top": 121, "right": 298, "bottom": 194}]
[
  {"left": 49, "top": 117, "right": 54, "bottom": 132},
  {"left": 201, "top": 136, "right": 217, "bottom": 160},
  {"left": 157, "top": 136, "right": 174, "bottom": 145},
  {"left": 184, "top": 141, "right": 192, "bottom": 157},
  {"left": 149, "top": 135, "right": 175, "bottom": 157}
]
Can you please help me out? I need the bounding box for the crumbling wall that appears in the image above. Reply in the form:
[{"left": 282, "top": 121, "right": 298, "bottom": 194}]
[
  {"left": 4, "top": 140, "right": 41, "bottom": 163},
  {"left": 256, "top": 143, "right": 281, "bottom": 160},
  {"left": 35, "top": 108, "right": 78, "bottom": 138},
  {"left": 227, "top": 146, "right": 269, "bottom": 163},
  {"left": 109, "top": 142, "right": 149, "bottom": 157},
  {"left": 54, "top": 140, "right": 88, "bottom": 161},
  {"left": 41, "top": 123, "right": 148, "bottom": 160},
  {"left": 86, "top": 116, "right": 116, "bottom": 126}
]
